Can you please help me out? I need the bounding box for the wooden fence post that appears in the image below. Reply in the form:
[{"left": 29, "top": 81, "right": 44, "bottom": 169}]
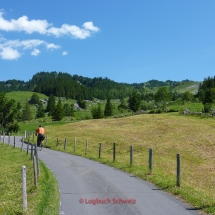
[
  {"left": 74, "top": 137, "right": 76, "bottom": 152},
  {"left": 85, "top": 140, "right": 88, "bottom": 155},
  {"left": 130, "top": 145, "right": 133, "bottom": 166},
  {"left": 8, "top": 133, "right": 10, "bottom": 145},
  {"left": 13, "top": 136, "right": 15, "bottom": 148},
  {"left": 149, "top": 148, "right": 153, "bottom": 174},
  {"left": 64, "top": 139, "right": 67, "bottom": 150},
  {"left": 21, "top": 137, "right": 24, "bottom": 152},
  {"left": 31, "top": 144, "right": 33, "bottom": 160},
  {"left": 22, "top": 166, "right": 27, "bottom": 211},
  {"left": 35, "top": 148, "right": 40, "bottom": 175},
  {"left": 113, "top": 142, "right": 116, "bottom": 162},
  {"left": 33, "top": 156, "right": 38, "bottom": 186},
  {"left": 99, "top": 143, "right": 102, "bottom": 158},
  {"left": 176, "top": 153, "right": 181, "bottom": 187},
  {"left": 26, "top": 138, "right": 29, "bottom": 155}
]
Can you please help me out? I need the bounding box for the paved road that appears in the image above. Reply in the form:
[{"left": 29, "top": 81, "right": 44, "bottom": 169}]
[{"left": 1, "top": 136, "right": 201, "bottom": 215}]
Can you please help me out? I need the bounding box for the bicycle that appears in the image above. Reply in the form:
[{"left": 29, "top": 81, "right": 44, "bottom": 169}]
[
  {"left": 37, "top": 135, "right": 45, "bottom": 151},
  {"left": 37, "top": 140, "right": 43, "bottom": 151}
]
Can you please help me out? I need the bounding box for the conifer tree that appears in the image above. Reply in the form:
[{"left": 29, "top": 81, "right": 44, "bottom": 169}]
[
  {"left": 46, "top": 94, "right": 55, "bottom": 116},
  {"left": 52, "top": 99, "right": 64, "bottom": 121},
  {"left": 36, "top": 101, "right": 45, "bottom": 118},
  {"left": 91, "top": 103, "right": 103, "bottom": 119},
  {"left": 128, "top": 90, "right": 141, "bottom": 112},
  {"left": 29, "top": 93, "right": 40, "bottom": 104},
  {"left": 63, "top": 103, "right": 74, "bottom": 116},
  {"left": 104, "top": 98, "right": 113, "bottom": 117},
  {"left": 22, "top": 101, "right": 33, "bottom": 121}
]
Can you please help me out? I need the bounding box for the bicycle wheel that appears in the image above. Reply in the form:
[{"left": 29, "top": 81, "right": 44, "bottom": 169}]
[{"left": 37, "top": 141, "right": 42, "bottom": 151}]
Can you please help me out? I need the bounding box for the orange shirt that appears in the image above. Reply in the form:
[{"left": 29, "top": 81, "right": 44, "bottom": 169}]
[{"left": 35, "top": 127, "right": 45, "bottom": 135}]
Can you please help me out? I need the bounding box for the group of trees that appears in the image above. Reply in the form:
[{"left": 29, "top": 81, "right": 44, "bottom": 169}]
[
  {"left": 20, "top": 93, "right": 75, "bottom": 122},
  {"left": 197, "top": 76, "right": 215, "bottom": 112},
  {"left": 0, "top": 93, "right": 20, "bottom": 134},
  {"left": 91, "top": 98, "right": 113, "bottom": 119}
]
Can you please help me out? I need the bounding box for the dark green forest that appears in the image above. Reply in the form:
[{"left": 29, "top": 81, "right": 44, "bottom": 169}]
[{"left": 0, "top": 71, "right": 198, "bottom": 100}]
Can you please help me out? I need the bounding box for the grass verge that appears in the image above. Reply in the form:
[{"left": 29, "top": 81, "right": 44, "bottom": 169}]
[{"left": 0, "top": 143, "right": 59, "bottom": 215}]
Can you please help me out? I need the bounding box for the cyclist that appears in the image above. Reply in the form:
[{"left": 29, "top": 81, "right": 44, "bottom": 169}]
[{"left": 35, "top": 124, "right": 45, "bottom": 147}]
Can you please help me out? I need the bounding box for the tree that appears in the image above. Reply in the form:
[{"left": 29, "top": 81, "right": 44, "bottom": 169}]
[
  {"left": 182, "top": 91, "right": 193, "bottom": 102},
  {"left": 128, "top": 90, "right": 141, "bottom": 112},
  {"left": 16, "top": 101, "right": 22, "bottom": 121},
  {"left": 46, "top": 94, "right": 55, "bottom": 116},
  {"left": 0, "top": 92, "right": 20, "bottom": 133},
  {"left": 154, "top": 86, "right": 172, "bottom": 109},
  {"left": 29, "top": 93, "right": 40, "bottom": 104},
  {"left": 22, "top": 101, "right": 33, "bottom": 121},
  {"left": 63, "top": 103, "right": 74, "bottom": 117},
  {"left": 36, "top": 101, "right": 45, "bottom": 118},
  {"left": 104, "top": 98, "right": 113, "bottom": 117},
  {"left": 154, "top": 86, "right": 171, "bottom": 103},
  {"left": 118, "top": 98, "right": 127, "bottom": 110},
  {"left": 52, "top": 99, "right": 64, "bottom": 121},
  {"left": 203, "top": 89, "right": 213, "bottom": 105},
  {"left": 77, "top": 97, "right": 86, "bottom": 109},
  {"left": 91, "top": 103, "right": 103, "bottom": 119}
]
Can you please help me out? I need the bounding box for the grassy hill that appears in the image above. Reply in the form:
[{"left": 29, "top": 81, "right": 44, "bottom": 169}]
[
  {"left": 6, "top": 91, "right": 48, "bottom": 102},
  {"left": 23, "top": 112, "right": 215, "bottom": 214},
  {"left": 172, "top": 82, "right": 200, "bottom": 94}
]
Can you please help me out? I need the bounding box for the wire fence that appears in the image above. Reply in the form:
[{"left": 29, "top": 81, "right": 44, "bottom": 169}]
[{"left": 24, "top": 130, "right": 215, "bottom": 201}]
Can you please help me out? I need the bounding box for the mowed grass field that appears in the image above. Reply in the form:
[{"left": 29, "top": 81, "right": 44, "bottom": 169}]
[{"left": 34, "top": 112, "right": 215, "bottom": 214}]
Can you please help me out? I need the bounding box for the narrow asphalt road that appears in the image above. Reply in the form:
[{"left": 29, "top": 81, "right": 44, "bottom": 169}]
[{"left": 1, "top": 136, "right": 201, "bottom": 215}]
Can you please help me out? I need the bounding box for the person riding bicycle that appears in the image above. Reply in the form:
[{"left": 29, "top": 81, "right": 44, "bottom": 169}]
[{"left": 35, "top": 124, "right": 45, "bottom": 146}]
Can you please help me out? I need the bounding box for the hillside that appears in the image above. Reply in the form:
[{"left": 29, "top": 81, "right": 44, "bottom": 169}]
[
  {"left": 0, "top": 71, "right": 200, "bottom": 100},
  {"left": 24, "top": 113, "right": 214, "bottom": 214}
]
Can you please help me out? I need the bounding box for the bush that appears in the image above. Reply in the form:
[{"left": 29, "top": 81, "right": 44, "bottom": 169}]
[
  {"left": 167, "top": 108, "right": 179, "bottom": 113},
  {"left": 156, "top": 109, "right": 163, "bottom": 113},
  {"left": 204, "top": 103, "right": 212, "bottom": 113},
  {"left": 148, "top": 109, "right": 155, "bottom": 114}
]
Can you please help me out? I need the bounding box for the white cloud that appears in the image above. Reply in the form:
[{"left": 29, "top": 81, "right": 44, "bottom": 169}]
[
  {"left": 0, "top": 12, "right": 50, "bottom": 34},
  {"left": 0, "top": 12, "right": 99, "bottom": 39},
  {"left": 0, "top": 37, "right": 61, "bottom": 60},
  {"left": 0, "top": 47, "right": 20, "bottom": 60},
  {"left": 47, "top": 43, "right": 60, "bottom": 50},
  {"left": 83, "top": 22, "right": 99, "bottom": 32},
  {"left": 62, "top": 51, "right": 68, "bottom": 56},
  {"left": 31, "top": 48, "right": 40, "bottom": 56},
  {"left": 3, "top": 39, "right": 45, "bottom": 49}
]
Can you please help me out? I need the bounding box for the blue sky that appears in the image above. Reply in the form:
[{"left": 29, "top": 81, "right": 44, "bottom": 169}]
[{"left": 0, "top": 1, "right": 214, "bottom": 84}]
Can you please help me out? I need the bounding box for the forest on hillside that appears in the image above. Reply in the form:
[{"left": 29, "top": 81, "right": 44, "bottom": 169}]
[
  {"left": 1, "top": 72, "right": 215, "bottom": 133},
  {"left": 0, "top": 71, "right": 197, "bottom": 100}
]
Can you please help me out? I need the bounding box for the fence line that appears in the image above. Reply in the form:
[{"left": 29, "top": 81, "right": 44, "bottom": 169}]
[
  {"left": 0, "top": 134, "right": 41, "bottom": 212},
  {"left": 23, "top": 130, "right": 183, "bottom": 186}
]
